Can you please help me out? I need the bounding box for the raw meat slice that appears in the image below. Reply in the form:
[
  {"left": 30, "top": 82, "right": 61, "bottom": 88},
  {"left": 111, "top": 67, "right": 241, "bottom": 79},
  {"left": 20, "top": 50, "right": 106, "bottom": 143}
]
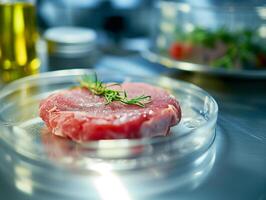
[{"left": 39, "top": 82, "right": 181, "bottom": 141}]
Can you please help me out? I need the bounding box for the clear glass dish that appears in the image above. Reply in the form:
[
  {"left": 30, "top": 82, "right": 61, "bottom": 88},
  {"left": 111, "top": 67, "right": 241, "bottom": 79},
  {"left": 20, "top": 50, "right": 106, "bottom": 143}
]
[
  {"left": 144, "top": 1, "right": 266, "bottom": 77},
  {"left": 0, "top": 69, "right": 218, "bottom": 199}
]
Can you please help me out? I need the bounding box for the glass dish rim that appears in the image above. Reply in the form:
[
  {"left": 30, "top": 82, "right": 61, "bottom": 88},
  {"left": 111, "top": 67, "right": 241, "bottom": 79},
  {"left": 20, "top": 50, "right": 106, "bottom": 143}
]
[
  {"left": 158, "top": 1, "right": 265, "bottom": 12},
  {"left": 142, "top": 48, "right": 266, "bottom": 79},
  {"left": 0, "top": 69, "right": 218, "bottom": 151}
]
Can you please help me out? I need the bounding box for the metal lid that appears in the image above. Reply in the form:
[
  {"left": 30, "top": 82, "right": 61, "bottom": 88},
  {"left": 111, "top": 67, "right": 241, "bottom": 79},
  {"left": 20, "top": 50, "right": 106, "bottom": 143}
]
[{"left": 44, "top": 26, "right": 97, "bottom": 56}]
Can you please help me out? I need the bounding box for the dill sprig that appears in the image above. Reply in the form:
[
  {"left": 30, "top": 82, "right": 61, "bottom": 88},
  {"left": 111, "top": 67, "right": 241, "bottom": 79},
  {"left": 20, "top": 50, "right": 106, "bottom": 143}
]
[{"left": 79, "top": 74, "right": 151, "bottom": 107}]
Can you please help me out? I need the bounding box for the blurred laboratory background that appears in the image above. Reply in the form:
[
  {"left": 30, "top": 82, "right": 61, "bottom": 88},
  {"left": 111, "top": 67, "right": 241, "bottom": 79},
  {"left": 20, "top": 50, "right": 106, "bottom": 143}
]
[
  {"left": 37, "top": 0, "right": 159, "bottom": 71},
  {"left": 0, "top": 0, "right": 266, "bottom": 200},
  {"left": 38, "top": 0, "right": 155, "bottom": 54},
  {"left": 37, "top": 0, "right": 265, "bottom": 73},
  {"left": 1, "top": 0, "right": 266, "bottom": 79}
]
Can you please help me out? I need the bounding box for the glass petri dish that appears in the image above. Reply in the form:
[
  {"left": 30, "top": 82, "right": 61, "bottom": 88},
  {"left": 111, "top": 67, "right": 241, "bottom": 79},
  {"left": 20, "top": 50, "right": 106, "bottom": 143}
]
[{"left": 0, "top": 69, "right": 218, "bottom": 199}]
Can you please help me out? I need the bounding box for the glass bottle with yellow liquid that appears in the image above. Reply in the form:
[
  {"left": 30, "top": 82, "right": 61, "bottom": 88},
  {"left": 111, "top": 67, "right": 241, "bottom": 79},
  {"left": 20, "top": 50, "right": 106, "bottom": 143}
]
[{"left": 0, "top": 0, "right": 40, "bottom": 83}]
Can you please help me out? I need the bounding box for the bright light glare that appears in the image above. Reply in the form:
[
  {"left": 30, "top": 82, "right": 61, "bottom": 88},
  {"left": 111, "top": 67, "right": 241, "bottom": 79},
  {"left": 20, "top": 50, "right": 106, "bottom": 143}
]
[
  {"left": 161, "top": 3, "right": 176, "bottom": 18},
  {"left": 156, "top": 35, "right": 166, "bottom": 48},
  {"left": 184, "top": 23, "right": 195, "bottom": 32},
  {"left": 178, "top": 3, "right": 191, "bottom": 13},
  {"left": 14, "top": 165, "right": 33, "bottom": 195},
  {"left": 258, "top": 25, "right": 266, "bottom": 38},
  {"left": 257, "top": 6, "right": 266, "bottom": 19},
  {"left": 15, "top": 178, "right": 33, "bottom": 195},
  {"left": 93, "top": 164, "right": 131, "bottom": 200},
  {"left": 160, "top": 22, "right": 175, "bottom": 33}
]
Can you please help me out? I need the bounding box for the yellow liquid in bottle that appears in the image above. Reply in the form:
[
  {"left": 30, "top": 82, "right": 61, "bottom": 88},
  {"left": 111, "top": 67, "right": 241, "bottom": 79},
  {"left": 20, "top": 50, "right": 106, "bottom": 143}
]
[{"left": 0, "top": 2, "right": 40, "bottom": 83}]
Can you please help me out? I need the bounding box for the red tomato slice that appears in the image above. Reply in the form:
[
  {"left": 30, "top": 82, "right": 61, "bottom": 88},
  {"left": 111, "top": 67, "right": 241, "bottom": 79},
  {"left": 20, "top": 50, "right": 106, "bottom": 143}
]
[{"left": 169, "top": 42, "right": 192, "bottom": 60}]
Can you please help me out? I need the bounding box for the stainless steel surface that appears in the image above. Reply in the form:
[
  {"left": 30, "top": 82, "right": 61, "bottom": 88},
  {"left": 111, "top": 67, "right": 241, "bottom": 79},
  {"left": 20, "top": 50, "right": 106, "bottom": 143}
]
[
  {"left": 0, "top": 56, "right": 266, "bottom": 199},
  {"left": 170, "top": 73, "right": 266, "bottom": 200}
]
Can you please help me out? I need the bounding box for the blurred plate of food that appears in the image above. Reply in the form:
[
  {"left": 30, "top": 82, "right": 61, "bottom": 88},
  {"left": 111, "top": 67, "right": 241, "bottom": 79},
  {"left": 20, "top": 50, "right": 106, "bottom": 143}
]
[{"left": 143, "top": 1, "right": 266, "bottom": 78}]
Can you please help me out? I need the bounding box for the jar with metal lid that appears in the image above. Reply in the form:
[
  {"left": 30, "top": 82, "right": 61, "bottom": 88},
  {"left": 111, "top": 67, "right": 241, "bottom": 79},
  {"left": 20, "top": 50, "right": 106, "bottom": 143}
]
[{"left": 44, "top": 27, "right": 100, "bottom": 70}]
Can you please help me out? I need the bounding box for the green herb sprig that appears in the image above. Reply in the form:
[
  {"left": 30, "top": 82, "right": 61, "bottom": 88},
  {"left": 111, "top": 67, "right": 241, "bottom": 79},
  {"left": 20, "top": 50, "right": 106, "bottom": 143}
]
[
  {"left": 79, "top": 74, "right": 151, "bottom": 107},
  {"left": 173, "top": 27, "right": 266, "bottom": 68}
]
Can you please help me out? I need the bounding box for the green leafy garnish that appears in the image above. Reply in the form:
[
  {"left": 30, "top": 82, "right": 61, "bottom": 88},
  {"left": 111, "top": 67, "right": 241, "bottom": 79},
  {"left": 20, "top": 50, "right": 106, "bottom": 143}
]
[
  {"left": 79, "top": 74, "right": 151, "bottom": 107},
  {"left": 172, "top": 26, "right": 266, "bottom": 69}
]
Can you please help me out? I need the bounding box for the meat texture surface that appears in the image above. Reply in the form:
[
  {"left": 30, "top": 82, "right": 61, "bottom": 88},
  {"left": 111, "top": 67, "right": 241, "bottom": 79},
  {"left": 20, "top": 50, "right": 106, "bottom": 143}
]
[{"left": 39, "top": 83, "right": 181, "bottom": 141}]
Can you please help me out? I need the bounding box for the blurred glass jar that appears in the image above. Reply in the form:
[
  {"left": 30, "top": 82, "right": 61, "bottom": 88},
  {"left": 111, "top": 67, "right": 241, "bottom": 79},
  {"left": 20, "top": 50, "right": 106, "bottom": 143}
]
[
  {"left": 152, "top": 0, "right": 266, "bottom": 70},
  {"left": 44, "top": 26, "right": 100, "bottom": 70},
  {"left": 0, "top": 0, "right": 40, "bottom": 83}
]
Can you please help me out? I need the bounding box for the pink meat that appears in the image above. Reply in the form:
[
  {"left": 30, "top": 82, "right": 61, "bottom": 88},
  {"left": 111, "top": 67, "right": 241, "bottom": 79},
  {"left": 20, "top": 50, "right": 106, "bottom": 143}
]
[{"left": 39, "top": 83, "right": 181, "bottom": 142}]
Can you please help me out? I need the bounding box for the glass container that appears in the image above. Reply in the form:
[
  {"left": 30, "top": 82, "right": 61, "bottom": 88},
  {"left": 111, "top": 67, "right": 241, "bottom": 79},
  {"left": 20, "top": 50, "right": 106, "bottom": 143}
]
[
  {"left": 0, "top": 69, "right": 218, "bottom": 199},
  {"left": 44, "top": 27, "right": 100, "bottom": 70},
  {"left": 145, "top": 0, "right": 266, "bottom": 76},
  {"left": 0, "top": 0, "right": 40, "bottom": 83}
]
